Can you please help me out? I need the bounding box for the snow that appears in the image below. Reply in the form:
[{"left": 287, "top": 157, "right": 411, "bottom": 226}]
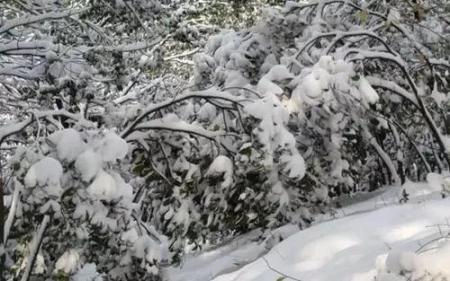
[
  {"left": 133, "top": 116, "right": 223, "bottom": 140},
  {"left": 376, "top": 243, "right": 450, "bottom": 280},
  {"left": 224, "top": 70, "right": 249, "bottom": 88},
  {"left": 298, "top": 71, "right": 326, "bottom": 101},
  {"left": 24, "top": 157, "right": 63, "bottom": 188},
  {"left": 206, "top": 155, "right": 234, "bottom": 188},
  {"left": 256, "top": 77, "right": 283, "bottom": 96},
  {"left": 280, "top": 153, "right": 305, "bottom": 179},
  {"left": 198, "top": 103, "right": 217, "bottom": 122},
  {"left": 122, "top": 228, "right": 139, "bottom": 243},
  {"left": 172, "top": 200, "right": 191, "bottom": 235},
  {"left": 359, "top": 76, "right": 379, "bottom": 105},
  {"left": 87, "top": 170, "right": 133, "bottom": 202},
  {"left": 130, "top": 235, "right": 168, "bottom": 273},
  {"left": 33, "top": 253, "right": 46, "bottom": 274},
  {"left": 97, "top": 131, "right": 128, "bottom": 162},
  {"left": 73, "top": 263, "right": 101, "bottom": 281},
  {"left": 55, "top": 249, "right": 80, "bottom": 274},
  {"left": 256, "top": 64, "right": 294, "bottom": 96},
  {"left": 75, "top": 150, "right": 102, "bottom": 182},
  {"left": 426, "top": 172, "right": 450, "bottom": 193},
  {"left": 264, "top": 65, "right": 294, "bottom": 82},
  {"left": 165, "top": 179, "right": 450, "bottom": 281},
  {"left": 166, "top": 225, "right": 299, "bottom": 281},
  {"left": 49, "top": 129, "right": 86, "bottom": 162},
  {"left": 387, "top": 9, "right": 401, "bottom": 25},
  {"left": 290, "top": 56, "right": 355, "bottom": 109},
  {"left": 384, "top": 250, "right": 419, "bottom": 275},
  {"left": 88, "top": 170, "right": 117, "bottom": 201},
  {"left": 211, "top": 181, "right": 450, "bottom": 281}
]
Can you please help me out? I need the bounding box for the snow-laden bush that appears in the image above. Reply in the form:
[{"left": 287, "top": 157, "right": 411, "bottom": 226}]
[
  {"left": 192, "top": 0, "right": 450, "bottom": 196},
  {"left": 1, "top": 0, "right": 450, "bottom": 277},
  {"left": 4, "top": 128, "right": 168, "bottom": 280},
  {"left": 124, "top": 83, "right": 311, "bottom": 259}
]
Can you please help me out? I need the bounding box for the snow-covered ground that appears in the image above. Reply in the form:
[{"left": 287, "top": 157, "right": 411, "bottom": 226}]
[
  {"left": 166, "top": 225, "right": 300, "bottom": 281},
  {"left": 168, "top": 174, "right": 450, "bottom": 281}
]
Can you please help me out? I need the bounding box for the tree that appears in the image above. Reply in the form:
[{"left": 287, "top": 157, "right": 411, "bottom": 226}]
[{"left": 1, "top": 0, "right": 449, "bottom": 280}]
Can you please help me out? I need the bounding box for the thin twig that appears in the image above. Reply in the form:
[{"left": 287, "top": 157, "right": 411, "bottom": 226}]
[{"left": 261, "top": 256, "right": 302, "bottom": 281}]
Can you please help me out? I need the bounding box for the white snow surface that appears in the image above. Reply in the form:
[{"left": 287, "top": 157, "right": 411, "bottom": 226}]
[
  {"left": 166, "top": 225, "right": 299, "bottom": 281},
  {"left": 168, "top": 177, "right": 450, "bottom": 281},
  {"left": 212, "top": 181, "right": 450, "bottom": 281}
]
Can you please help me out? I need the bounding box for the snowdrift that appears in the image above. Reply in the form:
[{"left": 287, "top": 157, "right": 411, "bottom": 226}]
[{"left": 213, "top": 193, "right": 450, "bottom": 281}]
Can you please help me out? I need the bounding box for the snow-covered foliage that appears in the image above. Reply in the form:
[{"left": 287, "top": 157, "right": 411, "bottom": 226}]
[
  {"left": 5, "top": 128, "right": 167, "bottom": 280},
  {"left": 1, "top": 0, "right": 449, "bottom": 280},
  {"left": 195, "top": 0, "right": 450, "bottom": 193}
]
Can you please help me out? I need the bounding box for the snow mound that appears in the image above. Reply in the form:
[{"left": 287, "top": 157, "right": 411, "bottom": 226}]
[
  {"left": 376, "top": 243, "right": 450, "bottom": 281},
  {"left": 213, "top": 195, "right": 450, "bottom": 281}
]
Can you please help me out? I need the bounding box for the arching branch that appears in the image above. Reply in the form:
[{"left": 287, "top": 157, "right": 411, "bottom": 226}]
[{"left": 120, "top": 88, "right": 244, "bottom": 138}]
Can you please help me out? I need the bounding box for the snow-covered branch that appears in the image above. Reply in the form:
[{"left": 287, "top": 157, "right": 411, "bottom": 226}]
[
  {"left": 0, "top": 9, "right": 87, "bottom": 35},
  {"left": 0, "top": 40, "right": 53, "bottom": 54},
  {"left": 0, "top": 110, "right": 92, "bottom": 144},
  {"left": 20, "top": 215, "right": 50, "bottom": 281},
  {"left": 365, "top": 76, "right": 418, "bottom": 108},
  {"left": 120, "top": 88, "right": 244, "bottom": 138}
]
